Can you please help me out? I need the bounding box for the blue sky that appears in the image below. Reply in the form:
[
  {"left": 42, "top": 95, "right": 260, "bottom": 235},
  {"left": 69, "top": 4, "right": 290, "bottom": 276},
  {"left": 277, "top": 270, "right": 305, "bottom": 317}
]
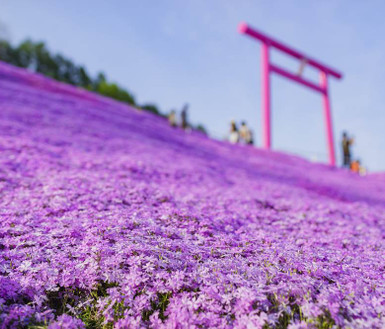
[{"left": 1, "top": 0, "right": 384, "bottom": 171}]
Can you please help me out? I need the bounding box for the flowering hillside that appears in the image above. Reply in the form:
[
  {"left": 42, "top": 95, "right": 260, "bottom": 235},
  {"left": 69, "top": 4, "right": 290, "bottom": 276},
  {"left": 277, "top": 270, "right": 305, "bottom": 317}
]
[{"left": 0, "top": 62, "right": 384, "bottom": 329}]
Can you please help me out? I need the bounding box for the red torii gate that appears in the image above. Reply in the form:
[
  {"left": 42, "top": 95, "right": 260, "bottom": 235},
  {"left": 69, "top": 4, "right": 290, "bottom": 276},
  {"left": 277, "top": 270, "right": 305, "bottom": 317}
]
[{"left": 238, "top": 22, "right": 343, "bottom": 166}]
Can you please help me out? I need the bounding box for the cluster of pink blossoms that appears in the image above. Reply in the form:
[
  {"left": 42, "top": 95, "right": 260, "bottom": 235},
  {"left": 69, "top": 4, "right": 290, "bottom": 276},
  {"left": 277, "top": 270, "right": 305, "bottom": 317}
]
[{"left": 0, "top": 62, "right": 384, "bottom": 329}]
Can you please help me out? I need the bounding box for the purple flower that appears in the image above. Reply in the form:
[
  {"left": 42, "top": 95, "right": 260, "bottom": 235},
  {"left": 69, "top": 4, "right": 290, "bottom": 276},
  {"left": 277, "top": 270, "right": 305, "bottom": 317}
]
[
  {"left": 48, "top": 314, "right": 85, "bottom": 329},
  {"left": 0, "top": 62, "right": 384, "bottom": 328}
]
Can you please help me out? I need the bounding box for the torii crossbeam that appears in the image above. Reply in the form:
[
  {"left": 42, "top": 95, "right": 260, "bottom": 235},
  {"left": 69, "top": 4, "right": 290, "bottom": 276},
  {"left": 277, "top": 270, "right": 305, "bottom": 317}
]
[{"left": 238, "top": 22, "right": 343, "bottom": 166}]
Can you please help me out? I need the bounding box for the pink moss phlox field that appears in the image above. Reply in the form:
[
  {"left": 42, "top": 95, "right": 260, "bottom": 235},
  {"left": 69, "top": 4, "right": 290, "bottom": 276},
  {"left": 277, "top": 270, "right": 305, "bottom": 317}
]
[{"left": 0, "top": 62, "right": 384, "bottom": 329}]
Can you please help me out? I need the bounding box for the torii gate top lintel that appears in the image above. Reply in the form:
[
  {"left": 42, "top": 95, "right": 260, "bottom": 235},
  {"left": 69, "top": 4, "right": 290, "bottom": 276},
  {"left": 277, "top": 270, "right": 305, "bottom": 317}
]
[
  {"left": 238, "top": 22, "right": 343, "bottom": 79},
  {"left": 238, "top": 22, "right": 343, "bottom": 166}
]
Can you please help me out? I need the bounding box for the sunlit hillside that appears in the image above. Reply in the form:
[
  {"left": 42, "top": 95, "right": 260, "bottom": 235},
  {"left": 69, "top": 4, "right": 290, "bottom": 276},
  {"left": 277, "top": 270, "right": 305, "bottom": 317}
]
[{"left": 1, "top": 62, "right": 384, "bottom": 329}]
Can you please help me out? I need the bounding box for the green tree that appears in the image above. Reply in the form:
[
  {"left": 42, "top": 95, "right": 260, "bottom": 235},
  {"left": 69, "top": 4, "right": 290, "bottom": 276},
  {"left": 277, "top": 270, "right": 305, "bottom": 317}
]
[
  {"left": 195, "top": 124, "right": 207, "bottom": 134},
  {"left": 0, "top": 40, "right": 16, "bottom": 64},
  {"left": 96, "top": 81, "right": 136, "bottom": 105},
  {"left": 15, "top": 39, "right": 35, "bottom": 68},
  {"left": 141, "top": 104, "right": 160, "bottom": 115}
]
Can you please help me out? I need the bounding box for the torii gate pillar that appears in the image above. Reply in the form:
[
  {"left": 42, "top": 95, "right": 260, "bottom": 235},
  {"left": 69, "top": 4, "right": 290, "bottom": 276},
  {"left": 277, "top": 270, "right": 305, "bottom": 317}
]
[
  {"left": 239, "top": 23, "right": 342, "bottom": 166},
  {"left": 320, "top": 72, "right": 336, "bottom": 166},
  {"left": 261, "top": 42, "right": 271, "bottom": 149}
]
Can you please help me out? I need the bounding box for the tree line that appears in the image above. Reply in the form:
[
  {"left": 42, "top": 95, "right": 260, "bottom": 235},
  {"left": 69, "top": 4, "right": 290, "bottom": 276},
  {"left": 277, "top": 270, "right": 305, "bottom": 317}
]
[{"left": 0, "top": 39, "right": 207, "bottom": 133}]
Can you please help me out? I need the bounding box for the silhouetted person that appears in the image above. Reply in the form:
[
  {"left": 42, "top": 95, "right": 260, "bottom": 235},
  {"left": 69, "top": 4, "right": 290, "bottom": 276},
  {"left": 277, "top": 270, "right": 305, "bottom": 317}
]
[
  {"left": 239, "top": 121, "right": 254, "bottom": 145},
  {"left": 342, "top": 132, "right": 354, "bottom": 168},
  {"left": 229, "top": 120, "right": 239, "bottom": 144},
  {"left": 168, "top": 110, "right": 177, "bottom": 127},
  {"left": 181, "top": 104, "right": 189, "bottom": 130}
]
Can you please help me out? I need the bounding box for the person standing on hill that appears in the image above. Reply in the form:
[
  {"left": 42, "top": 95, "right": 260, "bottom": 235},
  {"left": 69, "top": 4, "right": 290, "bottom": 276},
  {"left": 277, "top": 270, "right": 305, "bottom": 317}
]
[
  {"left": 168, "top": 110, "right": 177, "bottom": 127},
  {"left": 239, "top": 121, "right": 254, "bottom": 145},
  {"left": 229, "top": 120, "right": 240, "bottom": 144},
  {"left": 181, "top": 104, "right": 189, "bottom": 130},
  {"left": 342, "top": 131, "right": 354, "bottom": 168}
]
